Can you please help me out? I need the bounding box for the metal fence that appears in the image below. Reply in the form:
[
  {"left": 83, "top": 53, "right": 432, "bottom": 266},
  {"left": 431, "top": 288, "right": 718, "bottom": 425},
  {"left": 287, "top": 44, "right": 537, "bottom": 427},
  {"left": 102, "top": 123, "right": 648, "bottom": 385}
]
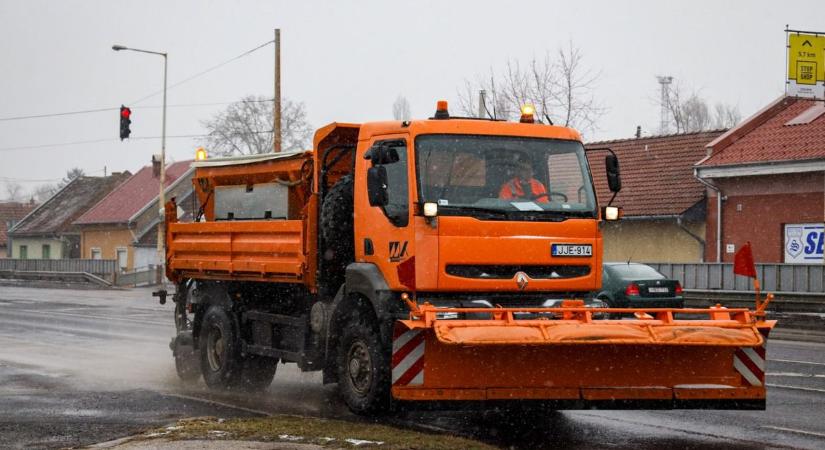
[
  {"left": 0, "top": 258, "right": 117, "bottom": 276},
  {"left": 115, "top": 266, "right": 161, "bottom": 287},
  {"left": 647, "top": 263, "right": 825, "bottom": 294}
]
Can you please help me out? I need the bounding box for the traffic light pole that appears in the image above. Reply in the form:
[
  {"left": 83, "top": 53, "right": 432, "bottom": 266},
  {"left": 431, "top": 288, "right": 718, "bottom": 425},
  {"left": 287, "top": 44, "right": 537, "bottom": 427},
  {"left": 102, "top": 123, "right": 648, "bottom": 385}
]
[
  {"left": 159, "top": 52, "right": 168, "bottom": 276},
  {"left": 112, "top": 45, "right": 168, "bottom": 277}
]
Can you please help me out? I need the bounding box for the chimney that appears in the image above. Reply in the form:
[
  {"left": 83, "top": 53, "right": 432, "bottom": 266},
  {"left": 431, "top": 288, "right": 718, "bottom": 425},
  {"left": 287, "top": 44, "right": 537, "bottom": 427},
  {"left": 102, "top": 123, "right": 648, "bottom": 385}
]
[
  {"left": 152, "top": 155, "right": 161, "bottom": 177},
  {"left": 635, "top": 126, "right": 642, "bottom": 139}
]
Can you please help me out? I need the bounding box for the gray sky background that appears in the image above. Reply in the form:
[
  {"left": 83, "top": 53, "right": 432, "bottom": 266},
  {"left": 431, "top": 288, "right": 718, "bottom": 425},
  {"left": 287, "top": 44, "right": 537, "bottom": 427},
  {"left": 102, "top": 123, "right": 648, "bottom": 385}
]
[{"left": 1, "top": 0, "right": 823, "bottom": 198}]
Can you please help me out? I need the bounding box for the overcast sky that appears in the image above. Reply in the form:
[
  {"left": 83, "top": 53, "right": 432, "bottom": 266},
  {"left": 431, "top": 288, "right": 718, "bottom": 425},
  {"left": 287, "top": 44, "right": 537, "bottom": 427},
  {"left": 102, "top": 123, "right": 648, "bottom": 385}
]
[{"left": 1, "top": 0, "right": 822, "bottom": 199}]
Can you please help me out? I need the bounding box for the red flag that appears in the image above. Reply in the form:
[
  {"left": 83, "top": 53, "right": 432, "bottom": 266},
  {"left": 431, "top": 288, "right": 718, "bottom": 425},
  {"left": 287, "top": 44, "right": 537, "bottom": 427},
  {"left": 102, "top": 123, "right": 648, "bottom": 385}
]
[{"left": 734, "top": 242, "right": 757, "bottom": 278}]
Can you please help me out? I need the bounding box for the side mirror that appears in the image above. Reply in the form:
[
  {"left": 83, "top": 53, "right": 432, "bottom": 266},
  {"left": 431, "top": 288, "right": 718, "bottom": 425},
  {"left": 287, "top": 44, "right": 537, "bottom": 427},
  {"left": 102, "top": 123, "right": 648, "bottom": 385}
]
[
  {"left": 605, "top": 154, "right": 621, "bottom": 193},
  {"left": 367, "top": 166, "right": 389, "bottom": 207},
  {"left": 364, "top": 144, "right": 400, "bottom": 165}
]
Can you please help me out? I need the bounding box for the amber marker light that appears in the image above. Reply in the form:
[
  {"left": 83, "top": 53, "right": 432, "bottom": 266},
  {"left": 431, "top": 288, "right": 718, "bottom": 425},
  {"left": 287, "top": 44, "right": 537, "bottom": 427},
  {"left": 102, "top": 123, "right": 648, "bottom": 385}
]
[
  {"left": 520, "top": 103, "right": 536, "bottom": 123},
  {"left": 434, "top": 100, "right": 450, "bottom": 119}
]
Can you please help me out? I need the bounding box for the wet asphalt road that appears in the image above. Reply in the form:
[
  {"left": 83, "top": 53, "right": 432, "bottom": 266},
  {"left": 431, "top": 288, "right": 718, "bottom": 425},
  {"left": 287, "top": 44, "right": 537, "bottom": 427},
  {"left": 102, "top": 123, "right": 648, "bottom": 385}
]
[{"left": 1, "top": 286, "right": 824, "bottom": 449}]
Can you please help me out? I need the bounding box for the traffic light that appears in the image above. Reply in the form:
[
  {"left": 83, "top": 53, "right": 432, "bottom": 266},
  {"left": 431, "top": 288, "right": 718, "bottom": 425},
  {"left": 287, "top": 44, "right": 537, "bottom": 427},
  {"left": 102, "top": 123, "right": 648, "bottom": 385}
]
[{"left": 119, "top": 105, "right": 132, "bottom": 140}]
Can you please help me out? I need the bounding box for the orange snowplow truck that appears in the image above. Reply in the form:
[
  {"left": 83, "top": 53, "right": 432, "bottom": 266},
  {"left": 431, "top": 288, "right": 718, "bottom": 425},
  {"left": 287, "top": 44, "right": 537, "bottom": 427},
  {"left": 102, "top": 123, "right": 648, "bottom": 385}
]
[{"left": 159, "top": 101, "right": 774, "bottom": 414}]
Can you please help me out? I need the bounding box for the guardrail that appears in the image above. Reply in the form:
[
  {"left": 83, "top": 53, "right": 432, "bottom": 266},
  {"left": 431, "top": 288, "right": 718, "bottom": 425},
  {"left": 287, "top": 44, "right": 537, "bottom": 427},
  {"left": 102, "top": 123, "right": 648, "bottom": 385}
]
[
  {"left": 0, "top": 258, "right": 117, "bottom": 277},
  {"left": 646, "top": 262, "right": 825, "bottom": 294}
]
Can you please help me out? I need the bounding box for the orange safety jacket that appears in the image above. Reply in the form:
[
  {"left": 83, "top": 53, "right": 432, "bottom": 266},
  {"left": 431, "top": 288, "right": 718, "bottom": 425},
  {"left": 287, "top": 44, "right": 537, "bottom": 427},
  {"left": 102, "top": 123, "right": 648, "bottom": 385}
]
[{"left": 499, "top": 177, "right": 549, "bottom": 203}]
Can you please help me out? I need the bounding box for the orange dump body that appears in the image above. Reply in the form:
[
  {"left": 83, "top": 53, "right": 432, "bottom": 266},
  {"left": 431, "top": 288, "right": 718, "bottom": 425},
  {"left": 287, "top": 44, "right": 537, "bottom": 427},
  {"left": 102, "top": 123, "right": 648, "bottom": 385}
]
[
  {"left": 165, "top": 151, "right": 317, "bottom": 286},
  {"left": 391, "top": 303, "right": 775, "bottom": 409}
]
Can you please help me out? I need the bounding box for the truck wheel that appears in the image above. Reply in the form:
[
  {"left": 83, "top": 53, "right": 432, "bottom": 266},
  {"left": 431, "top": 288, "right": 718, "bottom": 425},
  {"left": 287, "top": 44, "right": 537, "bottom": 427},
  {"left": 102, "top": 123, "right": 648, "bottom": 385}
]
[
  {"left": 172, "top": 289, "right": 199, "bottom": 382},
  {"left": 199, "top": 305, "right": 243, "bottom": 390},
  {"left": 173, "top": 339, "right": 200, "bottom": 382},
  {"left": 320, "top": 175, "right": 354, "bottom": 293},
  {"left": 336, "top": 313, "right": 390, "bottom": 414},
  {"left": 237, "top": 355, "right": 277, "bottom": 392}
]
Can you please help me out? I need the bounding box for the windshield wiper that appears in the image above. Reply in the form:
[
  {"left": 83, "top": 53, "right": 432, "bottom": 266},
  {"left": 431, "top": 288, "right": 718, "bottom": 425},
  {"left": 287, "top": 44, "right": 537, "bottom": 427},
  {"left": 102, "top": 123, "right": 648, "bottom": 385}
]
[
  {"left": 437, "top": 205, "right": 570, "bottom": 221},
  {"left": 439, "top": 205, "right": 511, "bottom": 220}
]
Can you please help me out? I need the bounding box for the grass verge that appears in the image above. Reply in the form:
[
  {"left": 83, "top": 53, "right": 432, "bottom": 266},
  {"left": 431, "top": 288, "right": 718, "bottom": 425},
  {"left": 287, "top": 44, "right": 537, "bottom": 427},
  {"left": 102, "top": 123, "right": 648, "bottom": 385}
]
[{"left": 136, "top": 415, "right": 497, "bottom": 449}]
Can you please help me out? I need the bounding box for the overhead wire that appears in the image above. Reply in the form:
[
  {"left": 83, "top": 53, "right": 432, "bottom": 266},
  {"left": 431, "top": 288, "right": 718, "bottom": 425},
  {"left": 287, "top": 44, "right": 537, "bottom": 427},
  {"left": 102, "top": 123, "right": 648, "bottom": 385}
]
[
  {"left": 128, "top": 39, "right": 275, "bottom": 105},
  {"left": 0, "top": 39, "right": 275, "bottom": 122},
  {"left": 0, "top": 130, "right": 274, "bottom": 152},
  {"left": 0, "top": 99, "right": 274, "bottom": 122}
]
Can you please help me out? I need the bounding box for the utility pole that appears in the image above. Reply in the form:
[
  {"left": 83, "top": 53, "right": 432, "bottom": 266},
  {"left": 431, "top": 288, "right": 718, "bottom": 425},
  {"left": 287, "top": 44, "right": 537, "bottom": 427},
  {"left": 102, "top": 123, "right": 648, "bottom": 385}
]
[{"left": 273, "top": 29, "right": 282, "bottom": 152}]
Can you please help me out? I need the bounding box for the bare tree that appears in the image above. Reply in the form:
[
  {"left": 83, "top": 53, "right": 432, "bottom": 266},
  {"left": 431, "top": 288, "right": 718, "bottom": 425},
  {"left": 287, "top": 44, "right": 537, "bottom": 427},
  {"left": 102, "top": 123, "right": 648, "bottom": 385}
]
[
  {"left": 712, "top": 103, "right": 742, "bottom": 129},
  {"left": 200, "top": 95, "right": 313, "bottom": 156},
  {"left": 662, "top": 83, "right": 740, "bottom": 133},
  {"left": 32, "top": 183, "right": 57, "bottom": 202},
  {"left": 58, "top": 167, "right": 85, "bottom": 189},
  {"left": 4, "top": 182, "right": 23, "bottom": 201},
  {"left": 456, "top": 43, "right": 604, "bottom": 134},
  {"left": 392, "top": 95, "right": 411, "bottom": 121}
]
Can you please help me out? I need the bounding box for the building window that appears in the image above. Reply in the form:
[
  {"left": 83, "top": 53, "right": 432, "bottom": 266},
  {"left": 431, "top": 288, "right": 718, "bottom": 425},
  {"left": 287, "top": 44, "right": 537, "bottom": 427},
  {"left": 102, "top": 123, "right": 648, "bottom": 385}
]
[
  {"left": 90, "top": 248, "right": 101, "bottom": 260},
  {"left": 42, "top": 244, "right": 50, "bottom": 259},
  {"left": 19, "top": 245, "right": 27, "bottom": 260},
  {"left": 116, "top": 248, "right": 128, "bottom": 271}
]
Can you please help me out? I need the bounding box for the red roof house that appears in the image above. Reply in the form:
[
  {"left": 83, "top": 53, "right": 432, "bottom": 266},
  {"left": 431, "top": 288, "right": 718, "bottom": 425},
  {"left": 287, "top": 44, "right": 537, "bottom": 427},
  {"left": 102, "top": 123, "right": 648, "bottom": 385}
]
[
  {"left": 586, "top": 129, "right": 726, "bottom": 262},
  {"left": 0, "top": 201, "right": 37, "bottom": 257},
  {"left": 73, "top": 160, "right": 194, "bottom": 271},
  {"left": 695, "top": 96, "right": 825, "bottom": 263}
]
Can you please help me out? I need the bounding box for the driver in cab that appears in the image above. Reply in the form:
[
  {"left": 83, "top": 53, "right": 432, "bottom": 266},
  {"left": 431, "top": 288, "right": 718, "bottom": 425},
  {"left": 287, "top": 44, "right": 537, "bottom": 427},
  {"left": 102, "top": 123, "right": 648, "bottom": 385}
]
[{"left": 498, "top": 154, "right": 549, "bottom": 203}]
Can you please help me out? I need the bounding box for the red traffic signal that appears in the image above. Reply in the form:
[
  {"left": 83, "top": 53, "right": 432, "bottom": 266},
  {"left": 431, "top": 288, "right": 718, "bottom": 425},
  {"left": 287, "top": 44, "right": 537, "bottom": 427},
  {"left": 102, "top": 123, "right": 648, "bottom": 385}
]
[{"left": 119, "top": 105, "right": 132, "bottom": 140}]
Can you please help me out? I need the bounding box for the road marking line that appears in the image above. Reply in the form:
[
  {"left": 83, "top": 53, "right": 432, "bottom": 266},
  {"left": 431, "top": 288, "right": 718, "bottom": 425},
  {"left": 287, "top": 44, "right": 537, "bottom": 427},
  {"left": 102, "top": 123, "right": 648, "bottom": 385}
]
[
  {"left": 772, "top": 359, "right": 825, "bottom": 367},
  {"left": 159, "top": 392, "right": 273, "bottom": 417},
  {"left": 767, "top": 383, "right": 825, "bottom": 394},
  {"left": 768, "top": 372, "right": 825, "bottom": 378},
  {"left": 761, "top": 425, "right": 825, "bottom": 439},
  {"left": 570, "top": 412, "right": 798, "bottom": 448}
]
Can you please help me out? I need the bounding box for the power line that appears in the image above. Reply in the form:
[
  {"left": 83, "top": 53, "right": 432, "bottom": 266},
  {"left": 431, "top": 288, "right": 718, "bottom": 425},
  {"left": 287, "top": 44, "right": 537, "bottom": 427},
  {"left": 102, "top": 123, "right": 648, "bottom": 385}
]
[
  {"left": 0, "top": 107, "right": 118, "bottom": 122},
  {"left": 0, "top": 130, "right": 274, "bottom": 152},
  {"left": 0, "top": 99, "right": 274, "bottom": 122},
  {"left": 0, "top": 168, "right": 107, "bottom": 184},
  {"left": 129, "top": 39, "right": 275, "bottom": 105},
  {"left": 0, "top": 38, "right": 275, "bottom": 122}
]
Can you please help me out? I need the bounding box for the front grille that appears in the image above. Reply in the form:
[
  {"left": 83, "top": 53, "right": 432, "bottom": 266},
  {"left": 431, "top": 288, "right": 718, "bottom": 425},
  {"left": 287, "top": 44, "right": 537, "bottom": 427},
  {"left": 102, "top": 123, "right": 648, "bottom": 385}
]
[{"left": 446, "top": 264, "right": 590, "bottom": 280}]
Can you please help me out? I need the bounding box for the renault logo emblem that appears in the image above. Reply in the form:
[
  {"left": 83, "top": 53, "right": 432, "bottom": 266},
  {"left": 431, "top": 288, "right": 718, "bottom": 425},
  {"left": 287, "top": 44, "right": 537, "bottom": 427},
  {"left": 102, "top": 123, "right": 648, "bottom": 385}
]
[{"left": 515, "top": 271, "right": 529, "bottom": 290}]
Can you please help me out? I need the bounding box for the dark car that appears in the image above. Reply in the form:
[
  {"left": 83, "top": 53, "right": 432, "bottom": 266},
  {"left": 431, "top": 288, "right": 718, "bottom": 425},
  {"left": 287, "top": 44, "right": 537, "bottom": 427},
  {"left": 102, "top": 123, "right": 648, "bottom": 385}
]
[{"left": 594, "top": 262, "right": 684, "bottom": 312}]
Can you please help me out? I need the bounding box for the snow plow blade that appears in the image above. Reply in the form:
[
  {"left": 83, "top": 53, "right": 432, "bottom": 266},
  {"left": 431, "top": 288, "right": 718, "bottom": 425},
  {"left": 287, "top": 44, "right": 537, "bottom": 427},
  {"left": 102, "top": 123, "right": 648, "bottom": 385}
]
[{"left": 391, "top": 303, "right": 775, "bottom": 410}]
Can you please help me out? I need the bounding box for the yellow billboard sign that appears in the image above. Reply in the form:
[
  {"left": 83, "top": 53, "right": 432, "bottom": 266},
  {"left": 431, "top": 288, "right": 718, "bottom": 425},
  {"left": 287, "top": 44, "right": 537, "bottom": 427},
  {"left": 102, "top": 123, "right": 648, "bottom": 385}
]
[{"left": 787, "top": 32, "right": 825, "bottom": 99}]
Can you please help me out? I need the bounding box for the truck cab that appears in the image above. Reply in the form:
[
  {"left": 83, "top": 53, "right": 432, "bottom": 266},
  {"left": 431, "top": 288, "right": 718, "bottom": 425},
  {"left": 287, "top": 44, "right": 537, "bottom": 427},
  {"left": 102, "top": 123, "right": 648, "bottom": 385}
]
[{"left": 316, "top": 102, "right": 615, "bottom": 308}]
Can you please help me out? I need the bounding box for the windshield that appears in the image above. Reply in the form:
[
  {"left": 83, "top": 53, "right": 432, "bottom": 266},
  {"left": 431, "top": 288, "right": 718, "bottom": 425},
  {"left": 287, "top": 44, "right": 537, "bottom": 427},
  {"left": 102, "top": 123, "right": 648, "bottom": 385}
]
[{"left": 415, "top": 134, "right": 597, "bottom": 219}]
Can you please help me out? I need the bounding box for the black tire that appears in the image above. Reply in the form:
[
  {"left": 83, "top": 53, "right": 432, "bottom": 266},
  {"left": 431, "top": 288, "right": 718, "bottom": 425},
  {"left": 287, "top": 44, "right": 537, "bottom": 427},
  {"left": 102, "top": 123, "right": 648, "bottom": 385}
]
[
  {"left": 237, "top": 355, "right": 277, "bottom": 392},
  {"left": 336, "top": 312, "right": 390, "bottom": 414},
  {"left": 199, "top": 305, "right": 244, "bottom": 390},
  {"left": 599, "top": 295, "right": 621, "bottom": 320},
  {"left": 173, "top": 340, "right": 200, "bottom": 382},
  {"left": 320, "top": 175, "right": 354, "bottom": 294},
  {"left": 173, "top": 283, "right": 200, "bottom": 382}
]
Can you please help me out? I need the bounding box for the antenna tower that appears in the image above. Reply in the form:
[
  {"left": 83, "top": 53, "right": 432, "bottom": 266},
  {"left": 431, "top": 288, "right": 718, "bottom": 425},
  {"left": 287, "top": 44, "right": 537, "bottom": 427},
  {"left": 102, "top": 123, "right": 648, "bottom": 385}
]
[{"left": 657, "top": 76, "right": 673, "bottom": 134}]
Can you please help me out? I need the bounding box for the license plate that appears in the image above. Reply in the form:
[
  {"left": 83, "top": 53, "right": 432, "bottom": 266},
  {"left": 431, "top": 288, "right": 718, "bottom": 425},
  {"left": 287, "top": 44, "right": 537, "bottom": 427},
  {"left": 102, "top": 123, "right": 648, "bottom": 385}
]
[
  {"left": 648, "top": 287, "right": 669, "bottom": 293},
  {"left": 551, "top": 244, "right": 592, "bottom": 257}
]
